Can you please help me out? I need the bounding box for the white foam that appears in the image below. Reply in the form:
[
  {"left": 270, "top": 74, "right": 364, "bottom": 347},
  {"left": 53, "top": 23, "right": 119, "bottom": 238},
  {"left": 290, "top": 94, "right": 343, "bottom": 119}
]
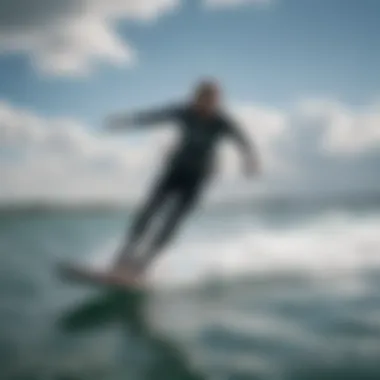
[
  {"left": 86, "top": 208, "right": 380, "bottom": 288},
  {"left": 149, "top": 211, "right": 380, "bottom": 287}
]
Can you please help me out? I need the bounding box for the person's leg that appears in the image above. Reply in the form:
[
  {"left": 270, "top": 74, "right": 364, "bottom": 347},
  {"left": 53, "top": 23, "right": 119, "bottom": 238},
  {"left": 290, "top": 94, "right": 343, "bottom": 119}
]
[
  {"left": 114, "top": 176, "right": 171, "bottom": 268},
  {"left": 135, "top": 185, "right": 201, "bottom": 273}
]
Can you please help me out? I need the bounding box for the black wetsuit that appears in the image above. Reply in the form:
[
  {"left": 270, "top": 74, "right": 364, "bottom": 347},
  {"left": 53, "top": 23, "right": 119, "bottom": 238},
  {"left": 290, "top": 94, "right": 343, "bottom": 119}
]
[{"left": 118, "top": 104, "right": 254, "bottom": 270}]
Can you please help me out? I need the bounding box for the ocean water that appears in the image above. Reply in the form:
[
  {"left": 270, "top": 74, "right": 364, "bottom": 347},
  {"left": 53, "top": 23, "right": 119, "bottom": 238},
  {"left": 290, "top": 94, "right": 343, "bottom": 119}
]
[{"left": 1, "top": 196, "right": 380, "bottom": 380}]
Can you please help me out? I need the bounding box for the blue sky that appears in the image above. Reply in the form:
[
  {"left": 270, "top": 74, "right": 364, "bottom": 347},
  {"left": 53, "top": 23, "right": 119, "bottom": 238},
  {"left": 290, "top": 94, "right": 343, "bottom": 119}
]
[
  {"left": 1, "top": 0, "right": 379, "bottom": 122},
  {"left": 0, "top": 0, "right": 379, "bottom": 202}
]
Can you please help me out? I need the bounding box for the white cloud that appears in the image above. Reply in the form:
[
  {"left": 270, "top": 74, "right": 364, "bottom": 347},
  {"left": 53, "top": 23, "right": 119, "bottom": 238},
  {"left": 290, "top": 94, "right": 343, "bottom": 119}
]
[
  {"left": 0, "top": 100, "right": 175, "bottom": 202},
  {"left": 267, "top": 99, "right": 380, "bottom": 195},
  {"left": 0, "top": 0, "right": 179, "bottom": 75},
  {"left": 0, "top": 98, "right": 379, "bottom": 204},
  {"left": 0, "top": 0, "right": 275, "bottom": 75},
  {"left": 204, "top": 0, "right": 273, "bottom": 9},
  {"left": 297, "top": 99, "right": 380, "bottom": 155}
]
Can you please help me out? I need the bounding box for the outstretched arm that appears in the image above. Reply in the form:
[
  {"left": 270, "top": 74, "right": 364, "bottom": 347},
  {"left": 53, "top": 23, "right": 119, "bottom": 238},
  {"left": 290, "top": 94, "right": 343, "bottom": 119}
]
[
  {"left": 105, "top": 105, "right": 181, "bottom": 131},
  {"left": 226, "top": 120, "right": 260, "bottom": 178}
]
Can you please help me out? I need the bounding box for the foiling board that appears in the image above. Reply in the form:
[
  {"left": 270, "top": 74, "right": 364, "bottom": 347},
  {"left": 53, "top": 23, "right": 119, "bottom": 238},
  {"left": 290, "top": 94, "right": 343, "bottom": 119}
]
[{"left": 57, "top": 262, "right": 144, "bottom": 291}]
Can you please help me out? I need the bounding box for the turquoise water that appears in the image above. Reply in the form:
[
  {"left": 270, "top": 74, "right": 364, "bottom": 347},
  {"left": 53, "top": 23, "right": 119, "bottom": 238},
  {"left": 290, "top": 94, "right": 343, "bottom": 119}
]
[{"left": 1, "top": 199, "right": 380, "bottom": 380}]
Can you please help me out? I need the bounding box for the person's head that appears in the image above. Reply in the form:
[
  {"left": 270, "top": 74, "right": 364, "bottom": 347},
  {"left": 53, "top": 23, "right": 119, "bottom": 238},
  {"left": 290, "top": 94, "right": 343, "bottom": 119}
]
[{"left": 192, "top": 78, "right": 222, "bottom": 115}]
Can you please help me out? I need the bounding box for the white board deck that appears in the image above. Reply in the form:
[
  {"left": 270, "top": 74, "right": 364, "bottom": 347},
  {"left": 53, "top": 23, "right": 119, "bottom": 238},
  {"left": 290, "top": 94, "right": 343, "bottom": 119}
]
[{"left": 57, "top": 262, "right": 144, "bottom": 290}]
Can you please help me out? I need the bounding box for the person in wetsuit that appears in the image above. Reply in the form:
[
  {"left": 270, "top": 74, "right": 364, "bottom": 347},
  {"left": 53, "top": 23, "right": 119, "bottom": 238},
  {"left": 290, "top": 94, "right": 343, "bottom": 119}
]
[{"left": 106, "top": 79, "right": 260, "bottom": 276}]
